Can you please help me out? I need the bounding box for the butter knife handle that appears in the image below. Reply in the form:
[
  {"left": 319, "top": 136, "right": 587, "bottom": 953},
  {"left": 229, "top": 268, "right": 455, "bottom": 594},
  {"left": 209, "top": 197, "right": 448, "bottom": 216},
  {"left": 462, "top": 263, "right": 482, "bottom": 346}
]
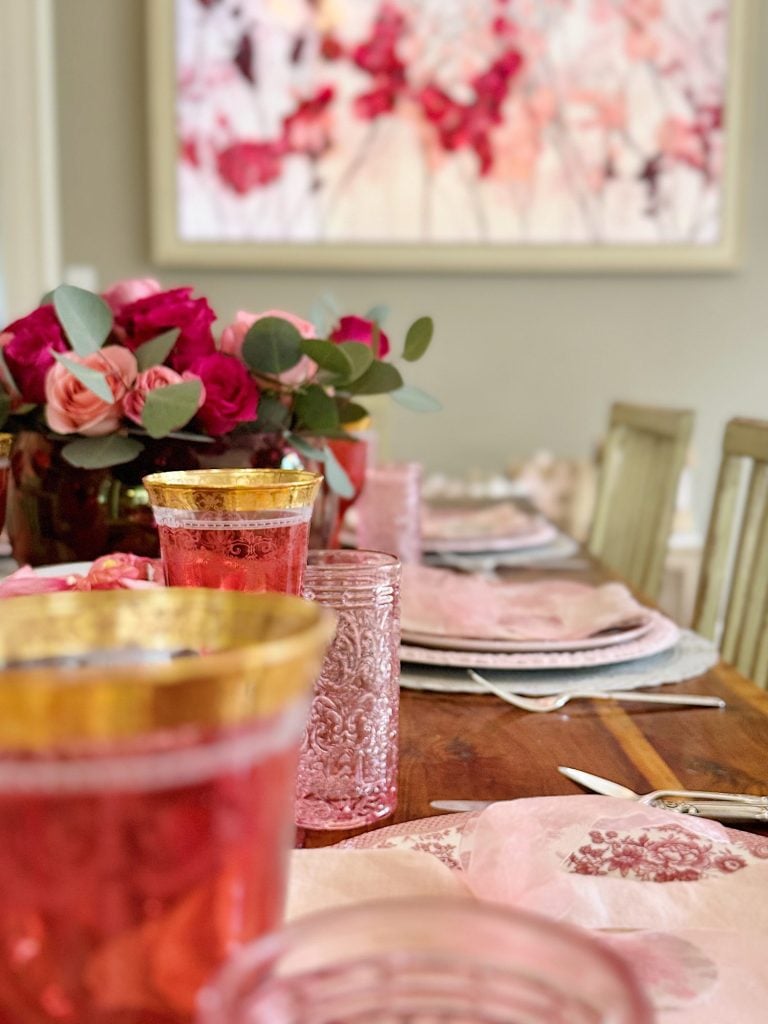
[{"left": 656, "top": 800, "right": 768, "bottom": 822}]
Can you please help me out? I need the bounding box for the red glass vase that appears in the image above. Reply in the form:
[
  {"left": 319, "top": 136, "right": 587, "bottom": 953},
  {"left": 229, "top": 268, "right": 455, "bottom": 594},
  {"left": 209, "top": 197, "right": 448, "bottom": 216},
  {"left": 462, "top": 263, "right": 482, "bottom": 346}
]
[{"left": 5, "top": 431, "right": 294, "bottom": 567}]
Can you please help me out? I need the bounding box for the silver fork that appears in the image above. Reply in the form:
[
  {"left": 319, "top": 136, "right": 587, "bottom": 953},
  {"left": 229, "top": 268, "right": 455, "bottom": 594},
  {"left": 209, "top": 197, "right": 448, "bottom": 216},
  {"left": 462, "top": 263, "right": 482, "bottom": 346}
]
[{"left": 467, "top": 670, "right": 726, "bottom": 712}]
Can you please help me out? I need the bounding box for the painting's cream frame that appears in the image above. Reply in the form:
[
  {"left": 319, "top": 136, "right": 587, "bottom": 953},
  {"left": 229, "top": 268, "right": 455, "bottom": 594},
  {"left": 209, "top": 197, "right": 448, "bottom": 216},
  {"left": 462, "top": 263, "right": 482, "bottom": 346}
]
[{"left": 147, "top": 0, "right": 753, "bottom": 273}]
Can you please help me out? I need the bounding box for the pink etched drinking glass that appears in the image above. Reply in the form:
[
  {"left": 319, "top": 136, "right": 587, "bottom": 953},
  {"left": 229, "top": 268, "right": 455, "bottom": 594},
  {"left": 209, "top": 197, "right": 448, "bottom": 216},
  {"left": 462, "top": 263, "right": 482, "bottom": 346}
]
[
  {"left": 296, "top": 550, "right": 401, "bottom": 829},
  {"left": 197, "top": 897, "right": 653, "bottom": 1024},
  {"left": 356, "top": 461, "right": 422, "bottom": 564},
  {"left": 143, "top": 469, "right": 322, "bottom": 594},
  {"left": 0, "top": 434, "right": 11, "bottom": 535}
]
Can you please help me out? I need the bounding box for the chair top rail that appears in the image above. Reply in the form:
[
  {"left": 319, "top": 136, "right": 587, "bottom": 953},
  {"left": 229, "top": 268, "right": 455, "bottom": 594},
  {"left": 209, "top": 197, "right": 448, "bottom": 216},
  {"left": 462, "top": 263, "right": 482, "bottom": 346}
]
[
  {"left": 609, "top": 402, "right": 694, "bottom": 441},
  {"left": 723, "top": 418, "right": 768, "bottom": 462}
]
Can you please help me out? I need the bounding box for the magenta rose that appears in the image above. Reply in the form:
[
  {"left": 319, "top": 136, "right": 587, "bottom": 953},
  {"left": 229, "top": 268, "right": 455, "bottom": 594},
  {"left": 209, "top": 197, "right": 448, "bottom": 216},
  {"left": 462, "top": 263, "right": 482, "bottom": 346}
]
[
  {"left": 102, "top": 277, "right": 162, "bottom": 316},
  {"left": 122, "top": 365, "right": 206, "bottom": 426},
  {"left": 45, "top": 346, "right": 138, "bottom": 436},
  {"left": 116, "top": 287, "right": 216, "bottom": 371},
  {"left": 1, "top": 305, "right": 70, "bottom": 403},
  {"left": 190, "top": 353, "right": 259, "bottom": 436},
  {"left": 329, "top": 315, "right": 390, "bottom": 357}
]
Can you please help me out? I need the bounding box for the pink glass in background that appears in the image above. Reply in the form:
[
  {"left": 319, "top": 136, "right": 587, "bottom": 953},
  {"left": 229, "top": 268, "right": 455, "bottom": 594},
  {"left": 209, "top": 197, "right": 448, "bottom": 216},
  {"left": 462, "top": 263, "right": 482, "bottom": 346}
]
[
  {"left": 0, "top": 434, "right": 11, "bottom": 535},
  {"left": 325, "top": 431, "right": 373, "bottom": 548},
  {"left": 197, "top": 897, "right": 653, "bottom": 1024},
  {"left": 296, "top": 550, "right": 401, "bottom": 829},
  {"left": 143, "top": 470, "right": 321, "bottom": 595},
  {"left": 356, "top": 461, "right": 422, "bottom": 564}
]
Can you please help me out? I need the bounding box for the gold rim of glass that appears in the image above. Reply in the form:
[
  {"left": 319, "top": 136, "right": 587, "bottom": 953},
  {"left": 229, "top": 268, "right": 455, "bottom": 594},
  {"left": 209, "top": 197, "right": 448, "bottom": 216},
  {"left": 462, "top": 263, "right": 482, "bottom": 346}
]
[
  {"left": 0, "top": 433, "right": 12, "bottom": 458},
  {"left": 0, "top": 589, "right": 335, "bottom": 750},
  {"left": 143, "top": 468, "right": 322, "bottom": 512}
]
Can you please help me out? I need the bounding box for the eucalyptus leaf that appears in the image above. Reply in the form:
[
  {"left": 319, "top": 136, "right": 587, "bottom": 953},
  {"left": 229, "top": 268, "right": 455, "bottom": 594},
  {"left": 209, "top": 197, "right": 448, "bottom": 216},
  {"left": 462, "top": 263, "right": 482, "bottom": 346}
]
[
  {"left": 141, "top": 380, "right": 203, "bottom": 438},
  {"left": 53, "top": 284, "right": 113, "bottom": 356},
  {"left": 322, "top": 444, "right": 354, "bottom": 498},
  {"left": 61, "top": 434, "right": 144, "bottom": 469},
  {"left": 391, "top": 386, "right": 442, "bottom": 413},
  {"left": 294, "top": 385, "right": 340, "bottom": 432},
  {"left": 335, "top": 342, "right": 373, "bottom": 383},
  {"left": 365, "top": 303, "right": 390, "bottom": 325},
  {"left": 0, "top": 392, "right": 10, "bottom": 429},
  {"left": 348, "top": 360, "right": 403, "bottom": 396},
  {"left": 52, "top": 351, "right": 113, "bottom": 403},
  {"left": 403, "top": 316, "right": 434, "bottom": 362},
  {"left": 338, "top": 401, "right": 370, "bottom": 424},
  {"left": 242, "top": 317, "right": 302, "bottom": 374},
  {"left": 135, "top": 329, "right": 180, "bottom": 371},
  {"left": 301, "top": 339, "right": 352, "bottom": 376},
  {"left": 254, "top": 394, "right": 291, "bottom": 432},
  {"left": 286, "top": 433, "right": 325, "bottom": 461}
]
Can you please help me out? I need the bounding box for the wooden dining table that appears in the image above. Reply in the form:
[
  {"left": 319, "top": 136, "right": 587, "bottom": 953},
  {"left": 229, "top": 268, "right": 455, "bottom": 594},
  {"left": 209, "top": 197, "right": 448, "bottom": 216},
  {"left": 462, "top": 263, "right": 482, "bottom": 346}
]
[{"left": 302, "top": 555, "right": 768, "bottom": 848}]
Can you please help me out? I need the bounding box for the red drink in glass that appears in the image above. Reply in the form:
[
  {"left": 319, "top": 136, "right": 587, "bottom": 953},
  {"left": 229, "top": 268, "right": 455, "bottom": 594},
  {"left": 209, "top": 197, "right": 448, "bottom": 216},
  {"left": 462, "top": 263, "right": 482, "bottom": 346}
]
[
  {"left": 0, "top": 721, "right": 300, "bottom": 1024},
  {"left": 326, "top": 435, "right": 369, "bottom": 549},
  {"left": 143, "top": 471, "right": 321, "bottom": 596},
  {"left": 0, "top": 589, "right": 333, "bottom": 1024},
  {"left": 156, "top": 511, "right": 311, "bottom": 594}
]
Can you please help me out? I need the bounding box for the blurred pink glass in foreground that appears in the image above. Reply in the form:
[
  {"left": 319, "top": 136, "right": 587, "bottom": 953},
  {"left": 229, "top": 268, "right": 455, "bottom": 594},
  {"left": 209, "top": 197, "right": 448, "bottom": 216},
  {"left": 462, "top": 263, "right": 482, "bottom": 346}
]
[
  {"left": 296, "top": 550, "right": 401, "bottom": 829},
  {"left": 356, "top": 461, "right": 422, "bottom": 564},
  {"left": 197, "top": 897, "right": 653, "bottom": 1024}
]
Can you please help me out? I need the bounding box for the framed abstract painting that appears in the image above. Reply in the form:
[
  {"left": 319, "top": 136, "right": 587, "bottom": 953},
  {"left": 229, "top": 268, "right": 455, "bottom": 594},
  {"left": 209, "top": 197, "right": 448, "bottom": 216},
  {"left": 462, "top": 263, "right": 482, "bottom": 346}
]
[{"left": 147, "top": 0, "right": 750, "bottom": 271}]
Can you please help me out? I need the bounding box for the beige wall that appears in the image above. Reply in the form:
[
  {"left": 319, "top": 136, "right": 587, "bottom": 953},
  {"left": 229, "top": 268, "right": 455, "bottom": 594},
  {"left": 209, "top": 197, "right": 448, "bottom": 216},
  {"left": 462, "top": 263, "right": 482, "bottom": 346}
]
[{"left": 53, "top": 0, "right": 766, "bottom": 529}]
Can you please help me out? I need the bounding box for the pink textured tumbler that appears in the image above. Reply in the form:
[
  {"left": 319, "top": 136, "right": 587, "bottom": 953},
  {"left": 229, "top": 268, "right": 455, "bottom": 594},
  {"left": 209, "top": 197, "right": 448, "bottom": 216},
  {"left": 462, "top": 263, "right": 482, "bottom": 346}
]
[
  {"left": 296, "top": 550, "right": 401, "bottom": 829},
  {"left": 356, "top": 461, "right": 422, "bottom": 563},
  {"left": 197, "top": 897, "right": 653, "bottom": 1024}
]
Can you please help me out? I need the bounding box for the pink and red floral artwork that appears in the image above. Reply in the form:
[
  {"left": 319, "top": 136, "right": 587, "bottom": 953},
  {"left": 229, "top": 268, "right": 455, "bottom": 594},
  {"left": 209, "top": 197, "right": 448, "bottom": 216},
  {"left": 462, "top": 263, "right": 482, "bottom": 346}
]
[{"left": 173, "top": 0, "right": 735, "bottom": 248}]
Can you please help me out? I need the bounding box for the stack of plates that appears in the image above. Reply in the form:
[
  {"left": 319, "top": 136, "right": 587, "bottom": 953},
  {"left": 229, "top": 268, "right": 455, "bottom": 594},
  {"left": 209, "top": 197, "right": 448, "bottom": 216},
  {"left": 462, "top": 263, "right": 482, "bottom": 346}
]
[{"left": 400, "top": 611, "right": 680, "bottom": 671}]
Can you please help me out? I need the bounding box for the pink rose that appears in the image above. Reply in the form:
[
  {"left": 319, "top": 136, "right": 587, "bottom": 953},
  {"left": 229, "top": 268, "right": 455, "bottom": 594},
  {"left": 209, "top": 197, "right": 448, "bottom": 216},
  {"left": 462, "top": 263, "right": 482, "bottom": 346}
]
[
  {"left": 116, "top": 287, "right": 216, "bottom": 371},
  {"left": 189, "top": 352, "right": 259, "bottom": 436},
  {"left": 220, "top": 309, "right": 317, "bottom": 385},
  {"left": 122, "top": 365, "right": 206, "bottom": 426},
  {"left": 45, "top": 345, "right": 138, "bottom": 436},
  {"left": 1, "top": 305, "right": 70, "bottom": 403},
  {"left": 82, "top": 553, "right": 163, "bottom": 590},
  {"left": 102, "top": 278, "right": 162, "bottom": 316},
  {"left": 329, "top": 315, "right": 390, "bottom": 357}
]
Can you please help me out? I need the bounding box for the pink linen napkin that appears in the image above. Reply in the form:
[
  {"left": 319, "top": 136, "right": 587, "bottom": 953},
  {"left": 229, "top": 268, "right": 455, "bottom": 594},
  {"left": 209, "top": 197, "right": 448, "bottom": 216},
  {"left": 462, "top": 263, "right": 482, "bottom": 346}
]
[
  {"left": 462, "top": 797, "right": 768, "bottom": 1022},
  {"left": 401, "top": 565, "right": 651, "bottom": 641}
]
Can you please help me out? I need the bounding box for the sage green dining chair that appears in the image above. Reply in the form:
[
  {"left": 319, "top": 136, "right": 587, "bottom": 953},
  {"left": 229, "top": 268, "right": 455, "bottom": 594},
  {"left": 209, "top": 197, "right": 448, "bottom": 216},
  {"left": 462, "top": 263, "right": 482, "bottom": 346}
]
[
  {"left": 693, "top": 418, "right": 768, "bottom": 687},
  {"left": 588, "top": 402, "right": 694, "bottom": 601}
]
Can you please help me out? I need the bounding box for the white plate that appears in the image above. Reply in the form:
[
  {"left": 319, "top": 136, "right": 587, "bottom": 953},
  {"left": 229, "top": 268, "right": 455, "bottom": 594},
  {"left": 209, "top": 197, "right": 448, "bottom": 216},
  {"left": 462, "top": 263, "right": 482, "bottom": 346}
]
[
  {"left": 34, "top": 562, "right": 92, "bottom": 577},
  {"left": 400, "top": 618, "right": 654, "bottom": 654},
  {"left": 340, "top": 519, "right": 558, "bottom": 555},
  {"left": 400, "top": 612, "right": 680, "bottom": 671},
  {"left": 423, "top": 520, "right": 558, "bottom": 554}
]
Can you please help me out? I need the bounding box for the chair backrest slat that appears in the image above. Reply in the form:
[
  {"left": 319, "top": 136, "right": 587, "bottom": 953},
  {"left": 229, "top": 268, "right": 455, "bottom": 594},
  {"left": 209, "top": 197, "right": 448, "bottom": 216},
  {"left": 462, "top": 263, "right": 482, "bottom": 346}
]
[
  {"left": 588, "top": 403, "right": 694, "bottom": 600},
  {"left": 693, "top": 418, "right": 768, "bottom": 687}
]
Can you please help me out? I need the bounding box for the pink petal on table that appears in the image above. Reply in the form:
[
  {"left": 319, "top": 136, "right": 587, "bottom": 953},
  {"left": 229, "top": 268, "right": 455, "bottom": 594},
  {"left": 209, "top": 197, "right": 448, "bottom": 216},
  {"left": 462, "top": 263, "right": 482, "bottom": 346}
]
[{"left": 0, "top": 566, "right": 81, "bottom": 598}]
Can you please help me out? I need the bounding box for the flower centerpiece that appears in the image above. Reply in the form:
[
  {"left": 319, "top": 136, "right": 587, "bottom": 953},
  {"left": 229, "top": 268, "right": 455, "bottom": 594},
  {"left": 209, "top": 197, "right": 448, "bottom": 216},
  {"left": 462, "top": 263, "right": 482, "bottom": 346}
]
[{"left": 0, "top": 279, "right": 437, "bottom": 564}]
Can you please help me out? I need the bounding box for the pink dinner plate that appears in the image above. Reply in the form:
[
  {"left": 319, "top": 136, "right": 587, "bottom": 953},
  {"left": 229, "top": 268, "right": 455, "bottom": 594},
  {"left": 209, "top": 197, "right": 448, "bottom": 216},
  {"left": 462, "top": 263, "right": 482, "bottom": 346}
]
[
  {"left": 399, "top": 611, "right": 680, "bottom": 671},
  {"left": 400, "top": 617, "right": 654, "bottom": 654}
]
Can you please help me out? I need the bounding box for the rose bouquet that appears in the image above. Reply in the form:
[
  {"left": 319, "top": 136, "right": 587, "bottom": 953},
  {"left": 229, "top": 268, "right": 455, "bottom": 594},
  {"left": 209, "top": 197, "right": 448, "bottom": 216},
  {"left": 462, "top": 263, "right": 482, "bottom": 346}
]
[{"left": 0, "top": 278, "right": 437, "bottom": 494}]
